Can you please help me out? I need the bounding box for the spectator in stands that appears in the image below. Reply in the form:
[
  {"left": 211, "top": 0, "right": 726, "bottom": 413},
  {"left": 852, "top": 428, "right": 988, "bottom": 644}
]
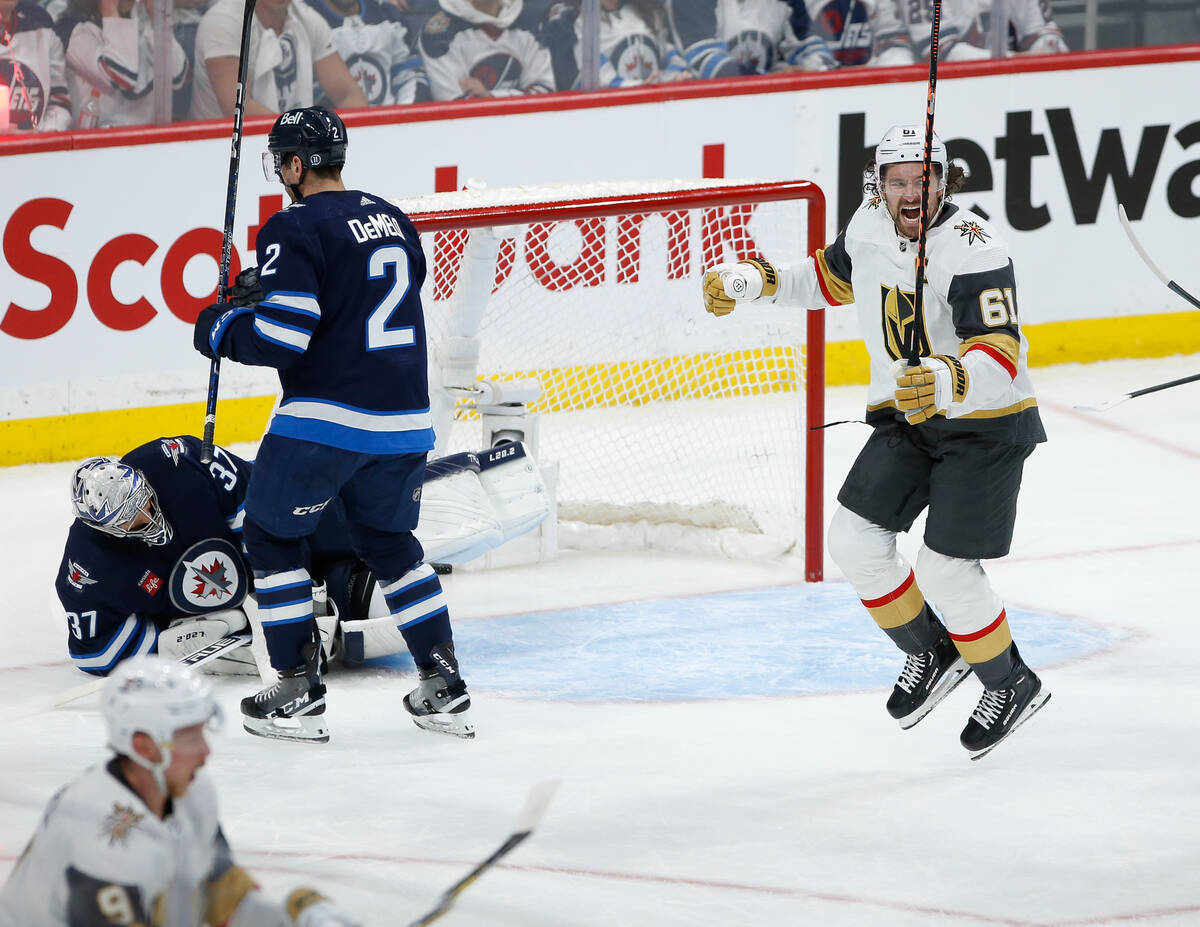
[
  {"left": 539, "top": 0, "right": 692, "bottom": 90},
  {"left": 667, "top": 0, "right": 833, "bottom": 79},
  {"left": 814, "top": 0, "right": 990, "bottom": 65},
  {"left": 962, "top": 0, "right": 1068, "bottom": 54},
  {"left": 417, "top": 0, "right": 554, "bottom": 100},
  {"left": 303, "top": 0, "right": 431, "bottom": 104},
  {"left": 189, "top": 0, "right": 367, "bottom": 119},
  {"left": 1, "top": 0, "right": 71, "bottom": 130},
  {"left": 57, "top": 0, "right": 190, "bottom": 127}
]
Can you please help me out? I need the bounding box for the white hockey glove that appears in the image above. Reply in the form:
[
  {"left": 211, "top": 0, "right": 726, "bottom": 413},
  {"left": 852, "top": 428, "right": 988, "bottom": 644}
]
[
  {"left": 159, "top": 608, "right": 256, "bottom": 674},
  {"left": 287, "top": 888, "right": 361, "bottom": 927},
  {"left": 702, "top": 259, "right": 778, "bottom": 316},
  {"left": 891, "top": 356, "right": 968, "bottom": 424}
]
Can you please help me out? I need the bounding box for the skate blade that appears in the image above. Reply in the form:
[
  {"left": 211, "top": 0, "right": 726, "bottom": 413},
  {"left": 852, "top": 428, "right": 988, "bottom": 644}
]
[
  {"left": 411, "top": 711, "right": 475, "bottom": 740},
  {"left": 897, "top": 661, "right": 973, "bottom": 730},
  {"left": 243, "top": 713, "right": 330, "bottom": 744},
  {"left": 967, "top": 689, "right": 1051, "bottom": 762}
]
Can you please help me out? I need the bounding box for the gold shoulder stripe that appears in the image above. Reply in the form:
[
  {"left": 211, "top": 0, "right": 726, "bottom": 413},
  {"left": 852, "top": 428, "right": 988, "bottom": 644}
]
[
  {"left": 960, "top": 333, "right": 1019, "bottom": 367},
  {"left": 815, "top": 249, "right": 854, "bottom": 305}
]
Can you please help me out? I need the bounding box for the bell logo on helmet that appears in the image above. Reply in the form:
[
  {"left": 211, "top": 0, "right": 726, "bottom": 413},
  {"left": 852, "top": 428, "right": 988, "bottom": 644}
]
[{"left": 280, "top": 111, "right": 304, "bottom": 125}]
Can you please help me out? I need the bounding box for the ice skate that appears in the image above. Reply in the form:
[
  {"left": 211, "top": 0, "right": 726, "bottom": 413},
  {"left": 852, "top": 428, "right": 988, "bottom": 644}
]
[
  {"left": 887, "top": 635, "right": 972, "bottom": 730},
  {"left": 404, "top": 642, "right": 474, "bottom": 739},
  {"left": 960, "top": 668, "right": 1050, "bottom": 761},
  {"left": 241, "top": 660, "right": 329, "bottom": 744}
]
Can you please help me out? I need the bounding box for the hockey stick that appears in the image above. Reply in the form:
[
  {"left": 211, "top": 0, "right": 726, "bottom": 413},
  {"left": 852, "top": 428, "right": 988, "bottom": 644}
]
[
  {"left": 52, "top": 632, "right": 252, "bottom": 708},
  {"left": 1117, "top": 204, "right": 1200, "bottom": 311},
  {"left": 200, "top": 0, "right": 259, "bottom": 464},
  {"left": 405, "top": 779, "right": 561, "bottom": 927},
  {"left": 1074, "top": 371, "right": 1200, "bottom": 413},
  {"left": 905, "top": 0, "right": 942, "bottom": 366}
]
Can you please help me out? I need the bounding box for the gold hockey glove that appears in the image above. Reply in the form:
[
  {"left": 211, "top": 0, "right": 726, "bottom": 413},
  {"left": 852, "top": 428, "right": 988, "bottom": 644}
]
[
  {"left": 891, "top": 356, "right": 968, "bottom": 424},
  {"left": 702, "top": 259, "right": 779, "bottom": 316}
]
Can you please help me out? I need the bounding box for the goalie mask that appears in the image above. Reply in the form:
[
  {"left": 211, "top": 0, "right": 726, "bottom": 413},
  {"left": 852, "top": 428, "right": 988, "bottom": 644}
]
[
  {"left": 262, "top": 106, "right": 348, "bottom": 188},
  {"left": 71, "top": 457, "right": 173, "bottom": 546}
]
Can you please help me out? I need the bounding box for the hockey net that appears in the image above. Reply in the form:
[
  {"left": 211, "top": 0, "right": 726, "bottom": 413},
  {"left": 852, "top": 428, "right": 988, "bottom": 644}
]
[{"left": 395, "top": 180, "right": 826, "bottom": 579}]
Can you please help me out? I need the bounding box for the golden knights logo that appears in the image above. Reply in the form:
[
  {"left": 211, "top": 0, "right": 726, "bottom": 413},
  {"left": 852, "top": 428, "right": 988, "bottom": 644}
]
[
  {"left": 102, "top": 803, "right": 144, "bottom": 846},
  {"left": 881, "top": 284, "right": 931, "bottom": 360},
  {"left": 953, "top": 219, "right": 990, "bottom": 245}
]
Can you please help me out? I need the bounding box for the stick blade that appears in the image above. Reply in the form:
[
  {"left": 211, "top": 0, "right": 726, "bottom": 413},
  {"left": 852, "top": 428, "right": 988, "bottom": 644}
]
[
  {"left": 1073, "top": 395, "right": 1130, "bottom": 414},
  {"left": 515, "top": 779, "right": 561, "bottom": 835}
]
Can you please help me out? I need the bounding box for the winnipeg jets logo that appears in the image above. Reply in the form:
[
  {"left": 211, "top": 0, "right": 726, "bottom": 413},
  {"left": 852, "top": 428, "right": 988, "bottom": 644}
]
[
  {"left": 102, "top": 803, "right": 144, "bottom": 846},
  {"left": 170, "top": 539, "right": 245, "bottom": 613},
  {"left": 65, "top": 560, "right": 97, "bottom": 589},
  {"left": 160, "top": 437, "right": 188, "bottom": 464},
  {"left": 954, "top": 219, "right": 990, "bottom": 245}
]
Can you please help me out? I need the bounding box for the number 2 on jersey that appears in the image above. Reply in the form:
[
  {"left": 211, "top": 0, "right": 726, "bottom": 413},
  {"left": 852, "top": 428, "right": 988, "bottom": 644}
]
[{"left": 366, "top": 245, "right": 415, "bottom": 350}]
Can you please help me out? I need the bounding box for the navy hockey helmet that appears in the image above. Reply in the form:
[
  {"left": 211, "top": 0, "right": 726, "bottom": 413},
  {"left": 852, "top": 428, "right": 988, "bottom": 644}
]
[{"left": 262, "top": 106, "right": 348, "bottom": 181}]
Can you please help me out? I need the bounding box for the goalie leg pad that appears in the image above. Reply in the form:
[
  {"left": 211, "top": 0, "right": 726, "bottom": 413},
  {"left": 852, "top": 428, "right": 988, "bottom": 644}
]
[
  {"left": 341, "top": 563, "right": 452, "bottom": 667},
  {"left": 478, "top": 441, "right": 550, "bottom": 542},
  {"left": 417, "top": 451, "right": 504, "bottom": 564},
  {"left": 159, "top": 608, "right": 257, "bottom": 675}
]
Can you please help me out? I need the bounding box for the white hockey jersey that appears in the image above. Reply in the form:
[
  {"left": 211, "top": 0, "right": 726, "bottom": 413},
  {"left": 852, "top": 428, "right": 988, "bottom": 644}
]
[
  {"left": 1, "top": 0, "right": 70, "bottom": 131},
  {"left": 189, "top": 0, "right": 337, "bottom": 119},
  {"left": 554, "top": 1, "right": 689, "bottom": 88},
  {"left": 0, "top": 763, "right": 254, "bottom": 927},
  {"left": 306, "top": 0, "right": 430, "bottom": 105},
  {"left": 804, "top": 0, "right": 907, "bottom": 67},
  {"left": 770, "top": 198, "right": 1045, "bottom": 442},
  {"left": 418, "top": 0, "right": 554, "bottom": 101},
  {"left": 714, "top": 0, "right": 834, "bottom": 72},
  {"left": 960, "top": 0, "right": 1067, "bottom": 53},
  {"left": 60, "top": 9, "right": 190, "bottom": 128}
]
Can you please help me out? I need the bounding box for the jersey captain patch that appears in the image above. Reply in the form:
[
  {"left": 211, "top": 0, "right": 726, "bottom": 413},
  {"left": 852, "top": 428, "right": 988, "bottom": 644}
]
[
  {"left": 953, "top": 219, "right": 990, "bottom": 245},
  {"left": 169, "top": 538, "right": 247, "bottom": 613}
]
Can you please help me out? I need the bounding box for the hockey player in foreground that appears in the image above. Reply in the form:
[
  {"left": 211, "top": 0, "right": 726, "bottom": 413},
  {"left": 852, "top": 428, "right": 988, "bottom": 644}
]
[
  {"left": 0, "top": 655, "right": 360, "bottom": 925},
  {"left": 703, "top": 125, "right": 1051, "bottom": 760},
  {"left": 192, "top": 106, "right": 483, "bottom": 746}
]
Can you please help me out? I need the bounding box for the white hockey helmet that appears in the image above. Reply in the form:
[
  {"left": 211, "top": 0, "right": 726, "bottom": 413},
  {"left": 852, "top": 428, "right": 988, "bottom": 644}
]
[
  {"left": 71, "top": 457, "right": 173, "bottom": 546},
  {"left": 875, "top": 124, "right": 948, "bottom": 183},
  {"left": 101, "top": 655, "right": 221, "bottom": 783}
]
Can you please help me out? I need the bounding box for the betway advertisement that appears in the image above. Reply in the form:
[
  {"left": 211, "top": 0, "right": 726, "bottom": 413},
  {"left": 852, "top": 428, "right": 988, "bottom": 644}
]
[{"left": 1, "top": 53, "right": 1196, "bottom": 421}]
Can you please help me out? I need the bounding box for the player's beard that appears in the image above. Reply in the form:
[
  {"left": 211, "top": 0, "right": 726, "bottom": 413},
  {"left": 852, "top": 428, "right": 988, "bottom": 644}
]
[{"left": 887, "top": 190, "right": 943, "bottom": 241}]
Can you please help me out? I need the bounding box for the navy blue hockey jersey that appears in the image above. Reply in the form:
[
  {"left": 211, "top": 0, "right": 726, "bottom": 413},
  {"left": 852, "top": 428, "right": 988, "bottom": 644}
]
[
  {"left": 56, "top": 436, "right": 252, "bottom": 675},
  {"left": 215, "top": 190, "right": 435, "bottom": 455}
]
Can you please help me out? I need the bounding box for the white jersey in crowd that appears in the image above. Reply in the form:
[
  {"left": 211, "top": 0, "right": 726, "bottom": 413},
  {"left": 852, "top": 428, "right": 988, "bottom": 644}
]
[
  {"left": 1, "top": 0, "right": 70, "bottom": 130},
  {"left": 61, "top": 7, "right": 189, "bottom": 128},
  {"left": 306, "top": 0, "right": 430, "bottom": 106},
  {"left": 960, "top": 0, "right": 1067, "bottom": 53},
  {"left": 770, "top": 196, "right": 1044, "bottom": 442},
  {"left": 715, "top": 0, "right": 833, "bottom": 72},
  {"left": 1, "top": 764, "right": 246, "bottom": 927},
  {"left": 587, "top": 2, "right": 689, "bottom": 87},
  {"left": 189, "top": 0, "right": 337, "bottom": 120},
  {"left": 803, "top": 0, "right": 908, "bottom": 67},
  {"left": 418, "top": 0, "right": 554, "bottom": 101}
]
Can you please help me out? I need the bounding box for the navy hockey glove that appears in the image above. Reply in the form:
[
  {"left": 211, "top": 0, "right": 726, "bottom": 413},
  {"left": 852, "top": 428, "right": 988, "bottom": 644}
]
[
  {"left": 193, "top": 302, "right": 236, "bottom": 359},
  {"left": 227, "top": 266, "right": 263, "bottom": 308}
]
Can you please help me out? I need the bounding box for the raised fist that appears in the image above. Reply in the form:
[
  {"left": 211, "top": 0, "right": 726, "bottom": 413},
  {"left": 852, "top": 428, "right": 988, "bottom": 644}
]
[{"left": 701, "top": 259, "right": 778, "bottom": 316}]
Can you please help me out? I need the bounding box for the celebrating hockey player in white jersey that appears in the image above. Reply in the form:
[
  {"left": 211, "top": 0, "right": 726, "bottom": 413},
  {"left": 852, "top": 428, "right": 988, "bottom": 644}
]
[
  {"left": 702, "top": 125, "right": 1051, "bottom": 760},
  {"left": 0, "top": 655, "right": 359, "bottom": 926}
]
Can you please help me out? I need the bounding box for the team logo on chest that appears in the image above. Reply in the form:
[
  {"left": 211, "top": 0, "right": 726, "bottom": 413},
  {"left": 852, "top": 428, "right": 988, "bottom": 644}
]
[
  {"left": 102, "top": 803, "right": 145, "bottom": 846},
  {"left": 169, "top": 539, "right": 246, "bottom": 613},
  {"left": 880, "top": 284, "right": 932, "bottom": 361}
]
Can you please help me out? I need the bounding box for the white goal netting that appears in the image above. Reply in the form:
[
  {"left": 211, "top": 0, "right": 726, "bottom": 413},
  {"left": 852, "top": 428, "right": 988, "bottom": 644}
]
[{"left": 394, "top": 179, "right": 826, "bottom": 573}]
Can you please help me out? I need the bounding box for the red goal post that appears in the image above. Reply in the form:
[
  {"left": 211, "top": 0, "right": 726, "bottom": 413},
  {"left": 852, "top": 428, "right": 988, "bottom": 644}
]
[{"left": 398, "top": 179, "right": 827, "bottom": 580}]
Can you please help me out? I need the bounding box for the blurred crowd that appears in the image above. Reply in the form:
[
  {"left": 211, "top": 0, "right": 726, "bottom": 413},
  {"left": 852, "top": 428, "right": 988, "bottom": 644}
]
[{"left": 0, "top": 0, "right": 1137, "bottom": 132}]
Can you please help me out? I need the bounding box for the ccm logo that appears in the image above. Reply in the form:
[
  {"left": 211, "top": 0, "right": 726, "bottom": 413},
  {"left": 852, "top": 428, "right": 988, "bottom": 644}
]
[{"left": 293, "top": 499, "right": 330, "bottom": 515}]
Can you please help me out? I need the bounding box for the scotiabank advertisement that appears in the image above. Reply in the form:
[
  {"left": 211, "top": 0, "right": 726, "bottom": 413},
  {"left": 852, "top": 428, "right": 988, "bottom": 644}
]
[{"left": 1, "top": 50, "right": 1197, "bottom": 424}]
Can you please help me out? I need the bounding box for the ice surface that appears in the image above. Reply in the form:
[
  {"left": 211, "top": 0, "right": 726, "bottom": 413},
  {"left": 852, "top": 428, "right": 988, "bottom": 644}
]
[{"left": 2, "top": 355, "right": 1199, "bottom": 926}]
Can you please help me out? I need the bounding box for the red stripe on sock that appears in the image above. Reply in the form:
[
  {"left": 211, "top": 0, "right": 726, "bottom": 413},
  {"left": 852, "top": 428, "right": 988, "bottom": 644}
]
[
  {"left": 861, "top": 571, "right": 915, "bottom": 608},
  {"left": 949, "top": 609, "right": 1007, "bottom": 642}
]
